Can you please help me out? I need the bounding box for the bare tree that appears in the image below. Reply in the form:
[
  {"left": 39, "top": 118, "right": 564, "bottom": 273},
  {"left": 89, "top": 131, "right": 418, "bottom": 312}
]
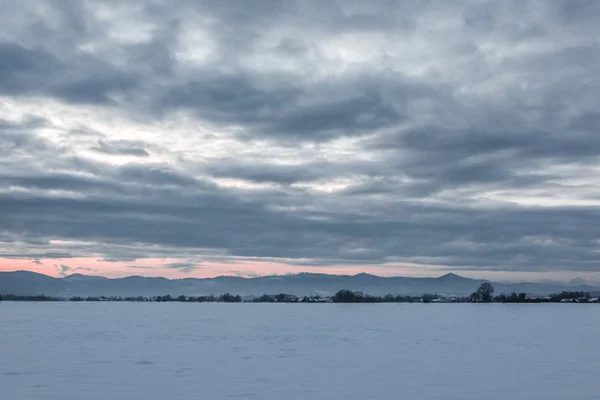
[{"left": 476, "top": 282, "right": 495, "bottom": 303}]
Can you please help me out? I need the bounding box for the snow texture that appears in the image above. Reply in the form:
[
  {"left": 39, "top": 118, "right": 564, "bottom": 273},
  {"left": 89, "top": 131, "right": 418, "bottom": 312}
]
[{"left": 1, "top": 303, "right": 599, "bottom": 399}]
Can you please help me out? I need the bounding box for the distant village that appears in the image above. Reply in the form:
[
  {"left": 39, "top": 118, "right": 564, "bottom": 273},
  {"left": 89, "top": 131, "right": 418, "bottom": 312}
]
[{"left": 1, "top": 283, "right": 599, "bottom": 304}]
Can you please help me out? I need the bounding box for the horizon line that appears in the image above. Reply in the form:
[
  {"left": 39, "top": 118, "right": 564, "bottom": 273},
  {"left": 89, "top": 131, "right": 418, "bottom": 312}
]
[{"left": 2, "top": 269, "right": 470, "bottom": 280}]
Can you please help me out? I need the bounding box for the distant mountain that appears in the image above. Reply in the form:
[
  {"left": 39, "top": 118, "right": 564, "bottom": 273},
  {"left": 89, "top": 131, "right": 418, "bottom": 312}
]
[
  {"left": 1, "top": 270, "right": 599, "bottom": 298},
  {"left": 62, "top": 273, "right": 110, "bottom": 282}
]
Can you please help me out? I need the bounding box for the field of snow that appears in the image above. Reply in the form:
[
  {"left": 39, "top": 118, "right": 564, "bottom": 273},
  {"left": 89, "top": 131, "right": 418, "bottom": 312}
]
[{"left": 1, "top": 302, "right": 599, "bottom": 400}]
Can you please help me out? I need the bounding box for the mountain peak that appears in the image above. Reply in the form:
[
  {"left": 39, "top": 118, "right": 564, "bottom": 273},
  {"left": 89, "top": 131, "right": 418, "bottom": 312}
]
[
  {"left": 438, "top": 273, "right": 463, "bottom": 280},
  {"left": 354, "top": 272, "right": 377, "bottom": 278},
  {"left": 63, "top": 273, "right": 86, "bottom": 279},
  {"left": 62, "top": 274, "right": 108, "bottom": 281}
]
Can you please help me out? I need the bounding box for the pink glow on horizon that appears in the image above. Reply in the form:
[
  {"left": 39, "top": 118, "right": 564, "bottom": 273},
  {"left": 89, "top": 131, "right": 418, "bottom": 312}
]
[
  {"left": 0, "top": 257, "right": 435, "bottom": 279},
  {"left": 1, "top": 258, "right": 600, "bottom": 284}
]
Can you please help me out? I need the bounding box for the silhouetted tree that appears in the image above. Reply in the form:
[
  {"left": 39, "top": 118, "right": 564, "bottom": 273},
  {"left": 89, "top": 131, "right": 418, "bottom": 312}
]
[
  {"left": 422, "top": 294, "right": 437, "bottom": 303},
  {"left": 468, "top": 292, "right": 480, "bottom": 302},
  {"left": 254, "top": 294, "right": 275, "bottom": 302},
  {"left": 275, "top": 293, "right": 289, "bottom": 302},
  {"left": 496, "top": 292, "right": 528, "bottom": 303},
  {"left": 218, "top": 293, "right": 242, "bottom": 302},
  {"left": 0, "top": 294, "right": 3, "bottom": 302},
  {"left": 472, "top": 282, "right": 495, "bottom": 302},
  {"left": 332, "top": 289, "right": 357, "bottom": 303},
  {"left": 550, "top": 291, "right": 590, "bottom": 302},
  {"left": 383, "top": 294, "right": 395, "bottom": 302}
]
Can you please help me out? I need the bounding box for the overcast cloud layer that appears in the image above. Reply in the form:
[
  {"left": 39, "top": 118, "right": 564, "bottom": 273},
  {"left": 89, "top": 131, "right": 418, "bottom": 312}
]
[{"left": 1, "top": 0, "right": 599, "bottom": 279}]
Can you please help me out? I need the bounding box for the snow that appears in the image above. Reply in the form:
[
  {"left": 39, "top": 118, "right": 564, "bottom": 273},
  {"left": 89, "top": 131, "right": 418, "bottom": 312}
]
[{"left": 1, "top": 303, "right": 599, "bottom": 400}]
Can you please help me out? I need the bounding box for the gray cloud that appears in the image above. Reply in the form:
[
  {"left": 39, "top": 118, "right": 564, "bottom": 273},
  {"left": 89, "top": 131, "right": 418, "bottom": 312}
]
[
  {"left": 1, "top": 252, "right": 75, "bottom": 259},
  {"left": 568, "top": 277, "right": 589, "bottom": 285},
  {"left": 165, "top": 262, "right": 201, "bottom": 273},
  {"left": 0, "top": 40, "right": 137, "bottom": 105},
  {"left": 91, "top": 140, "right": 149, "bottom": 157},
  {"left": 0, "top": 1, "right": 599, "bottom": 277},
  {"left": 204, "top": 160, "right": 332, "bottom": 184},
  {"left": 54, "top": 264, "right": 98, "bottom": 277}
]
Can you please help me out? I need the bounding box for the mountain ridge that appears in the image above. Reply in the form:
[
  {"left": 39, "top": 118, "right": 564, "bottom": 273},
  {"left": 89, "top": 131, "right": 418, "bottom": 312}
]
[{"left": 1, "top": 270, "right": 598, "bottom": 297}]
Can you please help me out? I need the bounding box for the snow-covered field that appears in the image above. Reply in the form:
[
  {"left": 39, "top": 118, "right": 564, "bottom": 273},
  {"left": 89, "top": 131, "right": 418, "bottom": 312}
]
[{"left": 1, "top": 303, "right": 598, "bottom": 400}]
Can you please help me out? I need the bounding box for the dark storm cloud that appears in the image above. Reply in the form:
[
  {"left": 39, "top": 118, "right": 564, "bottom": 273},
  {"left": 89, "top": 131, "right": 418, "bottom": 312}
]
[
  {"left": 0, "top": 40, "right": 137, "bottom": 105},
  {"left": 158, "top": 72, "right": 301, "bottom": 125},
  {"left": 0, "top": 252, "right": 74, "bottom": 259},
  {"left": 2, "top": 177, "right": 600, "bottom": 272},
  {"left": 2, "top": 1, "right": 419, "bottom": 140},
  {"left": 159, "top": 72, "right": 424, "bottom": 141},
  {"left": 0, "top": 0, "right": 599, "bottom": 275},
  {"left": 205, "top": 160, "right": 333, "bottom": 184},
  {"left": 265, "top": 90, "right": 401, "bottom": 140}
]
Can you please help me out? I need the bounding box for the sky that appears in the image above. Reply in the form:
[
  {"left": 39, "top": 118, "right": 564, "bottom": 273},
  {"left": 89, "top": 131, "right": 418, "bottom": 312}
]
[{"left": 1, "top": 0, "right": 599, "bottom": 283}]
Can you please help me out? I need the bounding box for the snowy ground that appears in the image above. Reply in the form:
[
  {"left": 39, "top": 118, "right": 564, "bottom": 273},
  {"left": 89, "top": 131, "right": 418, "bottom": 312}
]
[{"left": 1, "top": 302, "right": 599, "bottom": 400}]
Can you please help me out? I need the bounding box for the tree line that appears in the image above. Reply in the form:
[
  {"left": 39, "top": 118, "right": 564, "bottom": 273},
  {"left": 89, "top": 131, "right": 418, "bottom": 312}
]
[
  {"left": 0, "top": 294, "right": 59, "bottom": 301},
  {"left": 331, "top": 283, "right": 596, "bottom": 303},
  {"left": 0, "top": 293, "right": 244, "bottom": 302},
  {"left": 0, "top": 284, "right": 596, "bottom": 303}
]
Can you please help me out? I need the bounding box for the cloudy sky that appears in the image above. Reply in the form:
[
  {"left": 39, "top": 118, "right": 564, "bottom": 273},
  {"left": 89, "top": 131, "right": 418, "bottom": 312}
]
[{"left": 1, "top": 0, "right": 599, "bottom": 282}]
